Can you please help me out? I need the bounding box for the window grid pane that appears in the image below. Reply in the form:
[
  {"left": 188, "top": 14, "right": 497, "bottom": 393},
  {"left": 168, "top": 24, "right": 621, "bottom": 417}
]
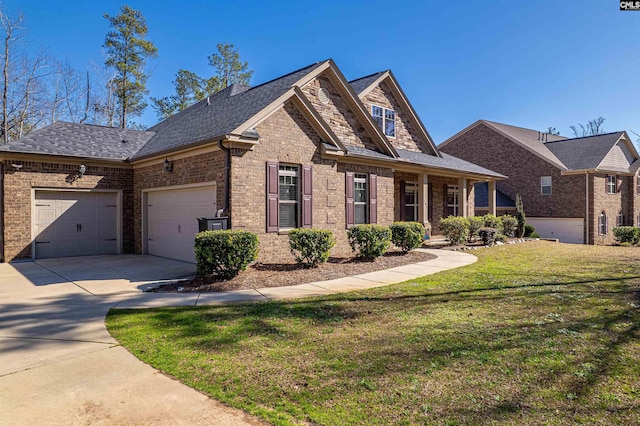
[{"left": 279, "top": 165, "right": 299, "bottom": 229}]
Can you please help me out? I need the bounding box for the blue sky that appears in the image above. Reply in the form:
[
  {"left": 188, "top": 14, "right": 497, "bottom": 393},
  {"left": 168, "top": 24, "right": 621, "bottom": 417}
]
[{"left": 6, "top": 0, "right": 640, "bottom": 143}]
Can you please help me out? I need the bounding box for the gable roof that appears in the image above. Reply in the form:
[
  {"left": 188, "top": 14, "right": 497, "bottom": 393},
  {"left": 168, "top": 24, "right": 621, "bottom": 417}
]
[
  {"left": 132, "top": 61, "right": 326, "bottom": 160},
  {"left": 0, "top": 121, "right": 154, "bottom": 161},
  {"left": 349, "top": 70, "right": 440, "bottom": 157},
  {"left": 544, "top": 132, "right": 634, "bottom": 172},
  {"left": 349, "top": 72, "right": 385, "bottom": 95}
]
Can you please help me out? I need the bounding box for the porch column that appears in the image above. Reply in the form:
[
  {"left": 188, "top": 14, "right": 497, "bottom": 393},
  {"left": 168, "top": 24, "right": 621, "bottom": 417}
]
[
  {"left": 458, "top": 177, "right": 468, "bottom": 218},
  {"left": 418, "top": 173, "right": 429, "bottom": 224},
  {"left": 488, "top": 180, "right": 497, "bottom": 215}
]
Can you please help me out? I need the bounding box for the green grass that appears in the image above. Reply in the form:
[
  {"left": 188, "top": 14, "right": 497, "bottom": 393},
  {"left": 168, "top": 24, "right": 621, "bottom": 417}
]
[{"left": 106, "top": 242, "right": 640, "bottom": 425}]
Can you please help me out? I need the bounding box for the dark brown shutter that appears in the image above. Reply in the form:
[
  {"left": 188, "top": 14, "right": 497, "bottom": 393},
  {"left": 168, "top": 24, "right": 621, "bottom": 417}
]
[
  {"left": 302, "top": 165, "right": 313, "bottom": 228},
  {"left": 443, "top": 184, "right": 448, "bottom": 218},
  {"left": 266, "top": 161, "right": 279, "bottom": 232},
  {"left": 399, "top": 180, "right": 406, "bottom": 221},
  {"left": 428, "top": 183, "right": 433, "bottom": 222},
  {"left": 369, "top": 174, "right": 378, "bottom": 224},
  {"left": 345, "top": 172, "right": 354, "bottom": 228},
  {"left": 617, "top": 176, "right": 622, "bottom": 193}
]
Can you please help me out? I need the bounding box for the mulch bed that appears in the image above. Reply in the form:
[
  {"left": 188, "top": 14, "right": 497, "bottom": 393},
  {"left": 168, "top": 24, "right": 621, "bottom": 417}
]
[{"left": 150, "top": 249, "right": 436, "bottom": 293}]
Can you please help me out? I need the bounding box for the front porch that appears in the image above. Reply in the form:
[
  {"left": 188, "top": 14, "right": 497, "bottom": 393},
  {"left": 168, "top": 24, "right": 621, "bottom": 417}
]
[{"left": 393, "top": 171, "right": 499, "bottom": 237}]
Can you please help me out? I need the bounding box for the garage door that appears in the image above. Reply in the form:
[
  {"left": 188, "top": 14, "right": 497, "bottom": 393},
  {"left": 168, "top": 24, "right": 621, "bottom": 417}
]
[
  {"left": 146, "top": 185, "right": 217, "bottom": 263},
  {"left": 34, "top": 191, "right": 118, "bottom": 259},
  {"left": 526, "top": 217, "right": 584, "bottom": 244}
]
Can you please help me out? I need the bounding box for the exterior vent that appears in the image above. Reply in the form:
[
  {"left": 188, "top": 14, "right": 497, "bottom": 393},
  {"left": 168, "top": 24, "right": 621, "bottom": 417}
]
[{"left": 318, "top": 87, "right": 330, "bottom": 104}]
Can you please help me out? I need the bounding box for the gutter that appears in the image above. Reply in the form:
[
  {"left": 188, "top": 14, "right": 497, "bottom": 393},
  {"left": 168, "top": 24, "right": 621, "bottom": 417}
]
[{"left": 218, "top": 139, "right": 231, "bottom": 228}]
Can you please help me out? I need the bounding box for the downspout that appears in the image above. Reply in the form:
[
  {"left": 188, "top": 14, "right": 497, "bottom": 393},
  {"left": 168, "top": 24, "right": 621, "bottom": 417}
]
[
  {"left": 585, "top": 171, "right": 589, "bottom": 245},
  {"left": 218, "top": 140, "right": 231, "bottom": 228}
]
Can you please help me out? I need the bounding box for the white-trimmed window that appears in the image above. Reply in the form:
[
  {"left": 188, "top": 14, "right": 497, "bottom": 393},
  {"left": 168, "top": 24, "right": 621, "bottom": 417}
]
[
  {"left": 636, "top": 214, "right": 640, "bottom": 227},
  {"left": 354, "top": 173, "right": 368, "bottom": 224},
  {"left": 598, "top": 211, "right": 607, "bottom": 235},
  {"left": 541, "top": 176, "right": 552, "bottom": 195},
  {"left": 404, "top": 182, "right": 418, "bottom": 222},
  {"left": 278, "top": 165, "right": 299, "bottom": 229},
  {"left": 617, "top": 211, "right": 624, "bottom": 227},
  {"left": 372, "top": 105, "right": 396, "bottom": 137},
  {"left": 636, "top": 174, "right": 640, "bottom": 195},
  {"left": 607, "top": 175, "right": 617, "bottom": 194},
  {"left": 446, "top": 185, "right": 459, "bottom": 217}
]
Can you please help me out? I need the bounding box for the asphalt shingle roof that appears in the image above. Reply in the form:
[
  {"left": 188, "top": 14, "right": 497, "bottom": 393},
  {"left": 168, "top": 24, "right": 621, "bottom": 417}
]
[
  {"left": 474, "top": 181, "right": 515, "bottom": 208},
  {"left": 132, "top": 61, "right": 325, "bottom": 160},
  {"left": 0, "top": 121, "right": 153, "bottom": 161},
  {"left": 544, "top": 132, "right": 626, "bottom": 171},
  {"left": 349, "top": 72, "right": 385, "bottom": 94},
  {"left": 396, "top": 148, "right": 505, "bottom": 178},
  {"left": 481, "top": 120, "right": 568, "bottom": 169}
]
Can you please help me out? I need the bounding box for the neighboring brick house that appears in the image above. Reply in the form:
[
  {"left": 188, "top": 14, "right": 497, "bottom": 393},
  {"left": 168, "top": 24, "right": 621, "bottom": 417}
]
[
  {"left": 0, "top": 60, "right": 502, "bottom": 263},
  {"left": 440, "top": 120, "right": 640, "bottom": 244}
]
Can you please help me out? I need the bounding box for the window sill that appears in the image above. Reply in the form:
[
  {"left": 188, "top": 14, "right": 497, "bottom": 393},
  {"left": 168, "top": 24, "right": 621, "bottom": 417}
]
[{"left": 277, "top": 229, "right": 293, "bottom": 235}]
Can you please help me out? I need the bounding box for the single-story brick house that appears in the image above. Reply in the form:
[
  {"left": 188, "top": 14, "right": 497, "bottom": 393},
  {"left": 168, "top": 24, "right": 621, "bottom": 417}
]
[
  {"left": 0, "top": 60, "right": 503, "bottom": 263},
  {"left": 440, "top": 120, "right": 640, "bottom": 244}
]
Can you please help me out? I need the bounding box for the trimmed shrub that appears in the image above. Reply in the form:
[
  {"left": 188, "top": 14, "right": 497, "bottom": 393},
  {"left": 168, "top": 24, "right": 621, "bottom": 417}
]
[
  {"left": 288, "top": 228, "right": 336, "bottom": 268},
  {"left": 501, "top": 215, "right": 518, "bottom": 237},
  {"left": 613, "top": 226, "right": 640, "bottom": 245},
  {"left": 478, "top": 227, "right": 499, "bottom": 245},
  {"left": 483, "top": 214, "right": 502, "bottom": 230},
  {"left": 347, "top": 224, "right": 392, "bottom": 260},
  {"left": 440, "top": 216, "right": 470, "bottom": 245},
  {"left": 468, "top": 216, "right": 485, "bottom": 242},
  {"left": 195, "top": 230, "right": 259, "bottom": 279},
  {"left": 390, "top": 222, "right": 426, "bottom": 253},
  {"left": 524, "top": 224, "right": 536, "bottom": 237},
  {"left": 530, "top": 232, "right": 540, "bottom": 238},
  {"left": 495, "top": 233, "right": 508, "bottom": 243}
]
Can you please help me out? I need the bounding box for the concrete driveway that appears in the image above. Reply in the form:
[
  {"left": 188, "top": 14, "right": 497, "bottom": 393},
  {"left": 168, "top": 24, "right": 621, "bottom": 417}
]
[{"left": 0, "top": 255, "right": 264, "bottom": 426}]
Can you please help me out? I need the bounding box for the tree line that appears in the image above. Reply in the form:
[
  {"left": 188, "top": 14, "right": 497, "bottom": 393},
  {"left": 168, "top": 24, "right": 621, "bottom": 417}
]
[{"left": 0, "top": 4, "right": 253, "bottom": 143}]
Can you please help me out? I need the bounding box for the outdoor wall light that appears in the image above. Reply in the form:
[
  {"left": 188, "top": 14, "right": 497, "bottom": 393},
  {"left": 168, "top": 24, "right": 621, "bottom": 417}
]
[
  {"left": 163, "top": 158, "right": 173, "bottom": 173},
  {"left": 78, "top": 164, "right": 86, "bottom": 178},
  {"left": 11, "top": 163, "right": 22, "bottom": 171}
]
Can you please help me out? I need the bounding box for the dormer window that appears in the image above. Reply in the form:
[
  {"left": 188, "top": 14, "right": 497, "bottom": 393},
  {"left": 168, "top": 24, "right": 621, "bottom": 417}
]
[{"left": 372, "top": 105, "right": 395, "bottom": 137}]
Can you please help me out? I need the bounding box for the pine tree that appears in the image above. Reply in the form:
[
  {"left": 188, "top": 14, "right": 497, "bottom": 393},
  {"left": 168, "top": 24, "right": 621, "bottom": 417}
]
[{"left": 103, "top": 5, "right": 157, "bottom": 128}]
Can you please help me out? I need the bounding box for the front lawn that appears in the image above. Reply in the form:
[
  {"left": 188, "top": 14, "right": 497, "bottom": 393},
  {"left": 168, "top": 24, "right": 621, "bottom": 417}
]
[{"left": 106, "top": 242, "right": 640, "bottom": 425}]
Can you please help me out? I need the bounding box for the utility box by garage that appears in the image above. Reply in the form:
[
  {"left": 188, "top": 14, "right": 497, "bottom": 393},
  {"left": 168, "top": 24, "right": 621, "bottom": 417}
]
[{"left": 197, "top": 217, "right": 229, "bottom": 232}]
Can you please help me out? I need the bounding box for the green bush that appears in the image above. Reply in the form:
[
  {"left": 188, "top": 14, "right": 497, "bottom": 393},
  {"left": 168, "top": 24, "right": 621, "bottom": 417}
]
[
  {"left": 347, "top": 224, "right": 392, "bottom": 260},
  {"left": 501, "top": 215, "right": 518, "bottom": 237},
  {"left": 483, "top": 214, "right": 502, "bottom": 230},
  {"left": 440, "top": 216, "right": 470, "bottom": 245},
  {"left": 524, "top": 224, "right": 536, "bottom": 237},
  {"left": 613, "top": 226, "right": 639, "bottom": 245},
  {"left": 530, "top": 232, "right": 540, "bottom": 238},
  {"left": 495, "top": 233, "right": 508, "bottom": 243},
  {"left": 478, "top": 227, "right": 499, "bottom": 245},
  {"left": 390, "top": 222, "right": 426, "bottom": 253},
  {"left": 288, "top": 228, "right": 336, "bottom": 268},
  {"left": 195, "top": 230, "right": 259, "bottom": 279},
  {"left": 515, "top": 194, "right": 526, "bottom": 238},
  {"left": 467, "top": 216, "right": 485, "bottom": 242}
]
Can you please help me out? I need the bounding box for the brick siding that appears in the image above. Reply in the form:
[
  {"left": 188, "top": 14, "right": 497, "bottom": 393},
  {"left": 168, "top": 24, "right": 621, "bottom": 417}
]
[{"left": 2, "top": 159, "right": 133, "bottom": 261}]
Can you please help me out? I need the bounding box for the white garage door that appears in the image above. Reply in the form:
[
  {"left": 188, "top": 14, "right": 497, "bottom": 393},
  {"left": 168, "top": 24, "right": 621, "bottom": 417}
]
[
  {"left": 527, "top": 217, "right": 584, "bottom": 244},
  {"left": 146, "top": 185, "right": 217, "bottom": 263},
  {"left": 34, "top": 191, "right": 119, "bottom": 259}
]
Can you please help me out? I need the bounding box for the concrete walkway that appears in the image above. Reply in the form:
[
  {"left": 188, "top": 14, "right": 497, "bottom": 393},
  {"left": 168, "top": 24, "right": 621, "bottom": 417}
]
[{"left": 0, "top": 249, "right": 476, "bottom": 425}]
